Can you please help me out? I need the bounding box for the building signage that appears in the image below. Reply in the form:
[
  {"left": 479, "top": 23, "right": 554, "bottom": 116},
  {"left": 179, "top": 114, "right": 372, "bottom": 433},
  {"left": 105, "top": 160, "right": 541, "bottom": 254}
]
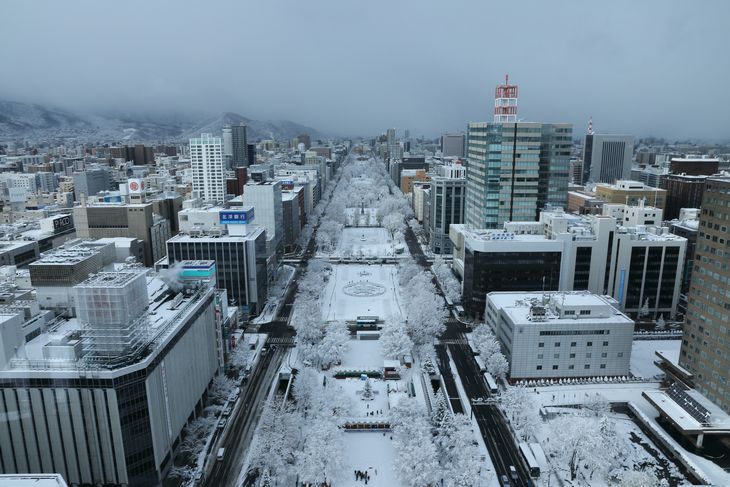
[
  {"left": 52, "top": 215, "right": 73, "bottom": 232},
  {"left": 219, "top": 208, "right": 255, "bottom": 225}
]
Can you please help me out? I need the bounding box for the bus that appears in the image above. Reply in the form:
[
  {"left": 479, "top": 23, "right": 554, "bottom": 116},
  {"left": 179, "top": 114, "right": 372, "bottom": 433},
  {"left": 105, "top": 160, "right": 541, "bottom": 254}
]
[
  {"left": 483, "top": 372, "right": 498, "bottom": 394},
  {"left": 474, "top": 355, "right": 487, "bottom": 373},
  {"left": 518, "top": 442, "right": 540, "bottom": 479}
]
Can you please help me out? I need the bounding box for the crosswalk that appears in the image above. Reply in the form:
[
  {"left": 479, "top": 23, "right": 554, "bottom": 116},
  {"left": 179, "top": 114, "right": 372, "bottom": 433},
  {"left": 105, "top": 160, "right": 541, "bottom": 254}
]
[
  {"left": 267, "top": 337, "right": 295, "bottom": 346},
  {"left": 439, "top": 338, "right": 468, "bottom": 345}
]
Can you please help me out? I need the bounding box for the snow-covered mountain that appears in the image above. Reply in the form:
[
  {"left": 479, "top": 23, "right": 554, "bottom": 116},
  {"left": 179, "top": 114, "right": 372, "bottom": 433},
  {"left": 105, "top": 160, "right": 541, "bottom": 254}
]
[{"left": 0, "top": 100, "right": 326, "bottom": 144}]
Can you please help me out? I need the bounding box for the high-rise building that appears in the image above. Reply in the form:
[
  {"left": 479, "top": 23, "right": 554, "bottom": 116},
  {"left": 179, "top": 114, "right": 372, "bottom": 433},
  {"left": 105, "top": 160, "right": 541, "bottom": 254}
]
[
  {"left": 72, "top": 166, "right": 112, "bottom": 201},
  {"left": 190, "top": 133, "right": 225, "bottom": 202},
  {"left": 680, "top": 177, "right": 730, "bottom": 412},
  {"left": 242, "top": 181, "right": 284, "bottom": 257},
  {"left": 231, "top": 123, "right": 248, "bottom": 166},
  {"left": 440, "top": 133, "right": 465, "bottom": 158},
  {"left": 222, "top": 126, "right": 233, "bottom": 163},
  {"left": 295, "top": 133, "right": 311, "bottom": 150},
  {"left": 167, "top": 225, "right": 267, "bottom": 316},
  {"left": 582, "top": 134, "right": 634, "bottom": 184},
  {"left": 428, "top": 166, "right": 466, "bottom": 254},
  {"left": 465, "top": 122, "right": 573, "bottom": 229}
]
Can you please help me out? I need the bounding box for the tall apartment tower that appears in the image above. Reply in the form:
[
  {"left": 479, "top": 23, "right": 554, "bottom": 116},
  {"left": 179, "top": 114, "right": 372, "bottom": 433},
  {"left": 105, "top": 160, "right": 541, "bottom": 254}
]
[
  {"left": 680, "top": 176, "right": 730, "bottom": 412},
  {"left": 222, "top": 126, "right": 233, "bottom": 160},
  {"left": 582, "top": 133, "right": 634, "bottom": 184},
  {"left": 465, "top": 122, "right": 573, "bottom": 229},
  {"left": 190, "top": 133, "right": 225, "bottom": 202},
  {"left": 493, "top": 75, "right": 518, "bottom": 123},
  {"left": 231, "top": 123, "right": 248, "bottom": 166}
]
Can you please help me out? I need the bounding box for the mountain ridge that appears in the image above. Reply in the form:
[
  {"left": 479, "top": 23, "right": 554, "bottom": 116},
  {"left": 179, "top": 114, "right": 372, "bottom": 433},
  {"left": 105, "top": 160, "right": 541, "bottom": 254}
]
[{"left": 0, "top": 100, "right": 327, "bottom": 144}]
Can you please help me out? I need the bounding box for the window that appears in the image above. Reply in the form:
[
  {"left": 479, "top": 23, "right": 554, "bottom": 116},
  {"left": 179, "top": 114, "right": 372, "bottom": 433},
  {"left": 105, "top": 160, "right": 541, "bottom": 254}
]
[
  {"left": 584, "top": 364, "right": 591, "bottom": 369},
  {"left": 570, "top": 341, "right": 577, "bottom": 347},
  {"left": 586, "top": 353, "right": 592, "bottom": 358},
  {"left": 564, "top": 310, "right": 575, "bottom": 315},
  {"left": 536, "top": 365, "right": 543, "bottom": 370},
  {"left": 538, "top": 342, "right": 544, "bottom": 348},
  {"left": 568, "top": 364, "right": 575, "bottom": 370},
  {"left": 537, "top": 354, "right": 544, "bottom": 359},
  {"left": 617, "top": 352, "right": 624, "bottom": 357},
  {"left": 600, "top": 364, "right": 606, "bottom": 369},
  {"left": 555, "top": 342, "right": 561, "bottom": 347},
  {"left": 552, "top": 365, "right": 559, "bottom": 370},
  {"left": 603, "top": 341, "right": 609, "bottom": 346},
  {"left": 553, "top": 354, "right": 560, "bottom": 359},
  {"left": 569, "top": 353, "right": 576, "bottom": 358},
  {"left": 587, "top": 341, "right": 593, "bottom": 347},
  {"left": 580, "top": 309, "right": 591, "bottom": 315},
  {"left": 601, "top": 352, "right": 608, "bottom": 358}
]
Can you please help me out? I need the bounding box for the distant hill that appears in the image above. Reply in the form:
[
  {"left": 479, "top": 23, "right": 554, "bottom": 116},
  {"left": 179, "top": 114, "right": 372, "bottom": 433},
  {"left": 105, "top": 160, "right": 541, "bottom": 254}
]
[{"left": 0, "top": 100, "right": 327, "bottom": 144}]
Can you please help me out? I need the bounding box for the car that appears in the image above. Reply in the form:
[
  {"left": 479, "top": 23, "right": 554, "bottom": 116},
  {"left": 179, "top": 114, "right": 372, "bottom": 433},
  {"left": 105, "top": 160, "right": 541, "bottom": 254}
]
[
  {"left": 509, "top": 465, "right": 518, "bottom": 480},
  {"left": 500, "top": 474, "right": 511, "bottom": 487},
  {"left": 217, "top": 418, "right": 227, "bottom": 429},
  {"left": 222, "top": 407, "right": 232, "bottom": 417},
  {"left": 193, "top": 471, "right": 203, "bottom": 483}
]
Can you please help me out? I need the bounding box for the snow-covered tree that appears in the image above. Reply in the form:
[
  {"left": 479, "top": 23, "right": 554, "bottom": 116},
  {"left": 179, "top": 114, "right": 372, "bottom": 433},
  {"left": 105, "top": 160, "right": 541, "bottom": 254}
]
[
  {"left": 471, "top": 324, "right": 501, "bottom": 359},
  {"left": 432, "top": 256, "right": 462, "bottom": 304},
  {"left": 656, "top": 314, "right": 666, "bottom": 330},
  {"left": 380, "top": 319, "right": 414, "bottom": 359},
  {"left": 501, "top": 384, "right": 539, "bottom": 441},
  {"left": 639, "top": 298, "right": 650, "bottom": 318},
  {"left": 408, "top": 218, "right": 424, "bottom": 238},
  {"left": 619, "top": 468, "right": 666, "bottom": 487},
  {"left": 440, "top": 414, "right": 489, "bottom": 487},
  {"left": 178, "top": 414, "right": 217, "bottom": 461},
  {"left": 316, "top": 219, "right": 344, "bottom": 253},
  {"left": 295, "top": 418, "right": 344, "bottom": 486},
  {"left": 382, "top": 212, "right": 406, "bottom": 238},
  {"left": 404, "top": 291, "right": 446, "bottom": 346},
  {"left": 208, "top": 375, "right": 235, "bottom": 405},
  {"left": 168, "top": 465, "right": 195, "bottom": 482},
  {"left": 486, "top": 351, "right": 509, "bottom": 381},
  {"left": 391, "top": 398, "right": 441, "bottom": 487},
  {"left": 249, "top": 398, "right": 299, "bottom": 477},
  {"left": 398, "top": 259, "right": 422, "bottom": 286},
  {"left": 361, "top": 378, "right": 374, "bottom": 400},
  {"left": 317, "top": 321, "right": 350, "bottom": 368}
]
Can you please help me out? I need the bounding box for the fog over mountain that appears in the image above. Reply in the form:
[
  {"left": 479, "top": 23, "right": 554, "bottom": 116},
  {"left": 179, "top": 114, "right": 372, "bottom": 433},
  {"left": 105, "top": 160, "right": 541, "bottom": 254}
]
[{"left": 2, "top": 0, "right": 729, "bottom": 140}]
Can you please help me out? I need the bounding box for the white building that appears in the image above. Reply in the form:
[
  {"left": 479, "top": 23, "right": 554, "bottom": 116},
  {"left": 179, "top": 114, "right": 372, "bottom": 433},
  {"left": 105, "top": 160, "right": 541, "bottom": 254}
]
[
  {"left": 451, "top": 204, "right": 686, "bottom": 319},
  {"left": 485, "top": 291, "right": 633, "bottom": 379},
  {"left": 190, "top": 133, "right": 225, "bottom": 203},
  {"left": 241, "top": 181, "right": 283, "bottom": 255},
  {"left": 0, "top": 272, "right": 225, "bottom": 486}
]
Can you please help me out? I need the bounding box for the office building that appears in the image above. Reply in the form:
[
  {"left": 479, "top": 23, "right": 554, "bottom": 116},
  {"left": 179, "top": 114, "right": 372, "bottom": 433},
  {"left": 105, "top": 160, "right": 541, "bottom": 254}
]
[
  {"left": 668, "top": 209, "right": 699, "bottom": 316},
  {"left": 242, "top": 181, "right": 283, "bottom": 256},
  {"left": 669, "top": 157, "right": 719, "bottom": 176},
  {"left": 428, "top": 167, "right": 465, "bottom": 254},
  {"left": 0, "top": 271, "right": 223, "bottom": 486},
  {"left": 582, "top": 134, "right": 634, "bottom": 184},
  {"left": 680, "top": 177, "right": 730, "bottom": 413},
  {"left": 167, "top": 225, "right": 267, "bottom": 316},
  {"left": 73, "top": 202, "right": 171, "bottom": 266},
  {"left": 594, "top": 180, "right": 666, "bottom": 210},
  {"left": 452, "top": 204, "right": 686, "bottom": 319},
  {"left": 282, "top": 190, "right": 303, "bottom": 252},
  {"left": 661, "top": 174, "right": 710, "bottom": 220},
  {"left": 231, "top": 123, "right": 248, "bottom": 166},
  {"left": 440, "top": 133, "right": 465, "bottom": 158},
  {"left": 190, "top": 133, "right": 225, "bottom": 203},
  {"left": 222, "top": 126, "right": 233, "bottom": 160},
  {"left": 247, "top": 143, "right": 256, "bottom": 166},
  {"left": 485, "top": 291, "right": 633, "bottom": 379},
  {"left": 465, "top": 122, "right": 573, "bottom": 229},
  {"left": 72, "top": 166, "right": 112, "bottom": 201},
  {"left": 400, "top": 169, "right": 427, "bottom": 194}
]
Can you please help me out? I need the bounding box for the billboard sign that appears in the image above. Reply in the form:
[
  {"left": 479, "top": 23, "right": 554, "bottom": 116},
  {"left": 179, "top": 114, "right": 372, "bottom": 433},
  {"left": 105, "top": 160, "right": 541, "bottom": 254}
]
[
  {"left": 219, "top": 208, "right": 255, "bottom": 225},
  {"left": 128, "top": 178, "right": 145, "bottom": 194}
]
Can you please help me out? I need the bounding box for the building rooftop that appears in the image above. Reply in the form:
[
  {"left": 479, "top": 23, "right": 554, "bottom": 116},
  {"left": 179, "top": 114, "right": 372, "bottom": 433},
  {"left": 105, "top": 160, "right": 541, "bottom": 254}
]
[
  {"left": 487, "top": 291, "right": 633, "bottom": 326},
  {"left": 0, "top": 474, "right": 68, "bottom": 487}
]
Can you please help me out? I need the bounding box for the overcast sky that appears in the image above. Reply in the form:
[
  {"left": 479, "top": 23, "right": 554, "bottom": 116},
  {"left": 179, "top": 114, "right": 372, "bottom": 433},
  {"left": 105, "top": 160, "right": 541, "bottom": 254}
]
[{"left": 2, "top": 0, "right": 729, "bottom": 139}]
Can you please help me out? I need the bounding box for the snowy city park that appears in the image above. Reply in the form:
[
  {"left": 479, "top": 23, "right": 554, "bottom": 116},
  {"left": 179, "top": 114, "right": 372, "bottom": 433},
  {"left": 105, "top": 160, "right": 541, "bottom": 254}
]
[
  {"left": 337, "top": 227, "right": 396, "bottom": 258},
  {"left": 322, "top": 264, "right": 403, "bottom": 322}
]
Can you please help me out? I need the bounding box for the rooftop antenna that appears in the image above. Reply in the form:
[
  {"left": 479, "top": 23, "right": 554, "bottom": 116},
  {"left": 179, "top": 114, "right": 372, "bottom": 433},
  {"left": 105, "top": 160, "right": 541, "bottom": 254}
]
[{"left": 588, "top": 117, "right": 594, "bottom": 135}]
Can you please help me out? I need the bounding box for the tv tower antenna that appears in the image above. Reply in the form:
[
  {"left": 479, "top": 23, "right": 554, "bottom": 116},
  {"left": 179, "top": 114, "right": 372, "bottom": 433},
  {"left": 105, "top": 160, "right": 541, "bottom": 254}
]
[
  {"left": 494, "top": 74, "right": 519, "bottom": 123},
  {"left": 588, "top": 117, "right": 594, "bottom": 135}
]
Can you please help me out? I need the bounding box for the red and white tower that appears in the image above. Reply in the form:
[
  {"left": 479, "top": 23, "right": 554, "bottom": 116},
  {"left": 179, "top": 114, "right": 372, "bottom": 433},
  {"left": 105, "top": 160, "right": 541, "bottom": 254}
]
[{"left": 493, "top": 74, "right": 519, "bottom": 123}]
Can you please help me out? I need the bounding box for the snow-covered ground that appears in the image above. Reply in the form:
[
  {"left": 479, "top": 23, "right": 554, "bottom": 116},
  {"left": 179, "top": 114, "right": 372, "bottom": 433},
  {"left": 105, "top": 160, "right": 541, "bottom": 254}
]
[
  {"left": 338, "top": 339, "right": 385, "bottom": 370},
  {"left": 322, "top": 264, "right": 403, "bottom": 322},
  {"left": 340, "top": 433, "right": 399, "bottom": 487},
  {"left": 338, "top": 227, "right": 394, "bottom": 257},
  {"left": 630, "top": 339, "right": 681, "bottom": 379}
]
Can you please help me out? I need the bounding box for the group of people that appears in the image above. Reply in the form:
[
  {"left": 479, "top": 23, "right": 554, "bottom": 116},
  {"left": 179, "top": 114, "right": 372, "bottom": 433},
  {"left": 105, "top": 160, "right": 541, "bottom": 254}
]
[
  {"left": 365, "top": 410, "right": 382, "bottom": 417},
  {"left": 354, "top": 469, "right": 374, "bottom": 484}
]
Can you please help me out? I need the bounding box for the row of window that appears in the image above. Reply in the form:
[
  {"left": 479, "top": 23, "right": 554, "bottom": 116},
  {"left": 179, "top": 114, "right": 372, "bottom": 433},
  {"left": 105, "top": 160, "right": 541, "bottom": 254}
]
[
  {"left": 537, "top": 351, "right": 622, "bottom": 359},
  {"left": 536, "top": 363, "right": 607, "bottom": 370},
  {"left": 538, "top": 340, "right": 610, "bottom": 347}
]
